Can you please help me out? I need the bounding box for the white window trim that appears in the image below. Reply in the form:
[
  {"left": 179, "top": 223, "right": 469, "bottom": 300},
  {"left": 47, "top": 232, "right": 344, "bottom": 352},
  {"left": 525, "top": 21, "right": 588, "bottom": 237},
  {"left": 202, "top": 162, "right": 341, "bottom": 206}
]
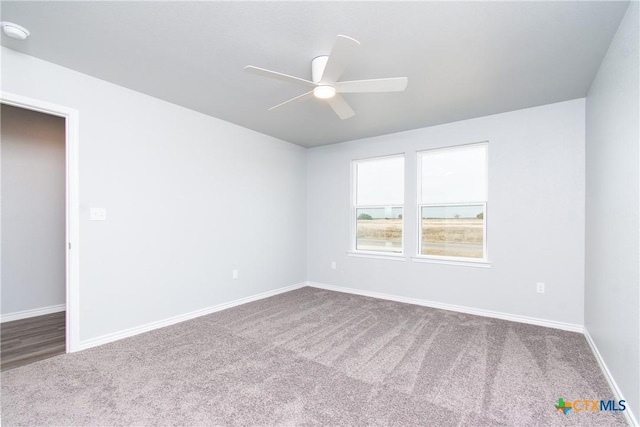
[
  {"left": 348, "top": 251, "right": 407, "bottom": 261},
  {"left": 416, "top": 142, "right": 489, "bottom": 263},
  {"left": 411, "top": 256, "right": 491, "bottom": 268},
  {"left": 351, "top": 154, "right": 405, "bottom": 256}
]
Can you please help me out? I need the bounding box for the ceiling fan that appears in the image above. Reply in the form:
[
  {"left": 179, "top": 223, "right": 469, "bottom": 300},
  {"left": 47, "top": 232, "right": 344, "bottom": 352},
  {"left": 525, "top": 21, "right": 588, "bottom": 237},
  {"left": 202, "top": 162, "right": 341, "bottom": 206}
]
[{"left": 244, "top": 35, "right": 408, "bottom": 120}]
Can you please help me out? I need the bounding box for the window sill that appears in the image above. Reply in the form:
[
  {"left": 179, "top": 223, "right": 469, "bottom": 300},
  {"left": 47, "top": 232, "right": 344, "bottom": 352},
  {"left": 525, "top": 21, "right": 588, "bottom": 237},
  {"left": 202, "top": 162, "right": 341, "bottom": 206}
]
[
  {"left": 411, "top": 256, "right": 492, "bottom": 268},
  {"left": 347, "top": 251, "right": 407, "bottom": 261}
]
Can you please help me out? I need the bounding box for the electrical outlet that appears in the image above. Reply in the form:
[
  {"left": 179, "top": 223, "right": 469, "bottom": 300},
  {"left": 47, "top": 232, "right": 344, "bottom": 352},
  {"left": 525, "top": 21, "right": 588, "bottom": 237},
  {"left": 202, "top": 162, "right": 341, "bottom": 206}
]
[
  {"left": 331, "top": 261, "right": 336, "bottom": 270},
  {"left": 536, "top": 282, "right": 545, "bottom": 294},
  {"left": 232, "top": 270, "right": 239, "bottom": 280}
]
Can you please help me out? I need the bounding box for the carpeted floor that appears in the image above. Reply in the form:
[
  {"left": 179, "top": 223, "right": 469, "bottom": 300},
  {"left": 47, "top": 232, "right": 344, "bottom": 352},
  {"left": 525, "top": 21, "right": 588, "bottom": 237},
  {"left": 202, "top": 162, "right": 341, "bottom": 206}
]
[{"left": 1, "top": 287, "right": 627, "bottom": 426}]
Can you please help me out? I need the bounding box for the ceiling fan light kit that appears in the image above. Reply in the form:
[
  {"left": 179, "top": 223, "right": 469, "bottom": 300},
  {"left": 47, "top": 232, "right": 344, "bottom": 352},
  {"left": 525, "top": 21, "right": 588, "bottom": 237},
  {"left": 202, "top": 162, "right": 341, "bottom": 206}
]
[
  {"left": 245, "top": 35, "right": 407, "bottom": 120},
  {"left": 313, "top": 85, "right": 336, "bottom": 99}
]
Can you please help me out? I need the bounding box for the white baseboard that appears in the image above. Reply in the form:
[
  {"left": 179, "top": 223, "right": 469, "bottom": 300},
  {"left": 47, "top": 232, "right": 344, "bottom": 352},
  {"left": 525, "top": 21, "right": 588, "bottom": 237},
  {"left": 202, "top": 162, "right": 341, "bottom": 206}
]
[
  {"left": 77, "top": 282, "right": 307, "bottom": 351},
  {"left": 1, "top": 304, "right": 66, "bottom": 323},
  {"left": 584, "top": 328, "right": 638, "bottom": 426},
  {"left": 307, "top": 282, "right": 583, "bottom": 333}
]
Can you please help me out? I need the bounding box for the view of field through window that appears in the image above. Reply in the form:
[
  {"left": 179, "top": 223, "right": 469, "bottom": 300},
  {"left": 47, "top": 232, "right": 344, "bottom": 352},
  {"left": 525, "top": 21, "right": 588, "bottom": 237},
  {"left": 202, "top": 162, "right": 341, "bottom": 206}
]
[
  {"left": 353, "top": 145, "right": 486, "bottom": 258},
  {"left": 420, "top": 205, "right": 484, "bottom": 258},
  {"left": 354, "top": 155, "right": 404, "bottom": 253},
  {"left": 355, "top": 207, "right": 402, "bottom": 252},
  {"left": 356, "top": 205, "right": 484, "bottom": 258},
  {"left": 417, "top": 144, "right": 487, "bottom": 259}
]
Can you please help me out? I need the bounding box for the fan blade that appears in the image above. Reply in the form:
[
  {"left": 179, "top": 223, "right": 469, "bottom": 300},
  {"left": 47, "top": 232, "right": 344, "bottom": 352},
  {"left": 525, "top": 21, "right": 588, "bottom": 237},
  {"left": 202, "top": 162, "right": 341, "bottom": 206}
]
[
  {"left": 336, "top": 77, "right": 408, "bottom": 93},
  {"left": 244, "top": 66, "right": 315, "bottom": 88},
  {"left": 269, "top": 91, "right": 314, "bottom": 111},
  {"left": 320, "top": 35, "right": 361, "bottom": 83},
  {"left": 327, "top": 95, "right": 355, "bottom": 120}
]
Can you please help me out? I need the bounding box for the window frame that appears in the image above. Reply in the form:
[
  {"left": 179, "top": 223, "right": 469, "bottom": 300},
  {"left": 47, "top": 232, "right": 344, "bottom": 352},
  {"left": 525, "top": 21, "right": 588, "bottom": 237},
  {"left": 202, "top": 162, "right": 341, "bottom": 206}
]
[
  {"left": 415, "top": 142, "right": 488, "bottom": 264},
  {"left": 350, "top": 154, "right": 405, "bottom": 257}
]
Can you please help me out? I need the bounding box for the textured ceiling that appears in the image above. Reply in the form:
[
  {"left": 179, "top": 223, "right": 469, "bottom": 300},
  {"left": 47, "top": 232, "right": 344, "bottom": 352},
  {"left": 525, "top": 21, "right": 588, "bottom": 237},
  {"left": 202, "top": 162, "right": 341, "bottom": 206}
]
[{"left": 0, "top": 1, "right": 629, "bottom": 147}]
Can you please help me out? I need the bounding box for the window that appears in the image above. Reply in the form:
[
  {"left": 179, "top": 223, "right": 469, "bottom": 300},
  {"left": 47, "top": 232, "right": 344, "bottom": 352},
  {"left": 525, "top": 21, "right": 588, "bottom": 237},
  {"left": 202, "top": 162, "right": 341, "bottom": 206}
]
[
  {"left": 417, "top": 143, "right": 487, "bottom": 261},
  {"left": 352, "top": 155, "right": 404, "bottom": 254}
]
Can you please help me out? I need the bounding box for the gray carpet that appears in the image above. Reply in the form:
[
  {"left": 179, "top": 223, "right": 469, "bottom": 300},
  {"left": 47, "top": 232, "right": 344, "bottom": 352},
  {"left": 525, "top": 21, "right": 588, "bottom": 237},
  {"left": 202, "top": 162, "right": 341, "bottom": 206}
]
[{"left": 1, "top": 287, "right": 627, "bottom": 426}]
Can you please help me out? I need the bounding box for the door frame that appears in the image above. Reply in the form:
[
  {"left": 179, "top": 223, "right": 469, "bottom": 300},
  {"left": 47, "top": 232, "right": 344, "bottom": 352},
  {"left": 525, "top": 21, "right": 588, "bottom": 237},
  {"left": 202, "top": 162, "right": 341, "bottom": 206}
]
[{"left": 1, "top": 91, "right": 80, "bottom": 352}]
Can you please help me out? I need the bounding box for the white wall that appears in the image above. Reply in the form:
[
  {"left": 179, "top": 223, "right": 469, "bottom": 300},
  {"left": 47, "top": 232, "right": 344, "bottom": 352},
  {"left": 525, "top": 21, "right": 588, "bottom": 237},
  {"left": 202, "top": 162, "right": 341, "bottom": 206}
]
[
  {"left": 1, "top": 104, "right": 66, "bottom": 315},
  {"left": 308, "top": 99, "right": 586, "bottom": 326},
  {"left": 585, "top": 1, "right": 639, "bottom": 420},
  {"left": 0, "top": 47, "right": 307, "bottom": 342}
]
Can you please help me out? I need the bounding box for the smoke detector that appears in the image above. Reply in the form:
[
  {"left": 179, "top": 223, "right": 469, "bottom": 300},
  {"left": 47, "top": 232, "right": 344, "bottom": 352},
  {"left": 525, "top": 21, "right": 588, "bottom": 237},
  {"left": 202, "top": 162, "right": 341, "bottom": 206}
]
[{"left": 1, "top": 22, "right": 30, "bottom": 40}]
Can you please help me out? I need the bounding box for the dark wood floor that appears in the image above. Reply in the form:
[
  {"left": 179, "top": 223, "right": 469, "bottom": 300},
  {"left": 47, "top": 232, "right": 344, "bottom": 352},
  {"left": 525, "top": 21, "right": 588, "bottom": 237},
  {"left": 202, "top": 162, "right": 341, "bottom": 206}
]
[{"left": 1, "top": 312, "right": 66, "bottom": 372}]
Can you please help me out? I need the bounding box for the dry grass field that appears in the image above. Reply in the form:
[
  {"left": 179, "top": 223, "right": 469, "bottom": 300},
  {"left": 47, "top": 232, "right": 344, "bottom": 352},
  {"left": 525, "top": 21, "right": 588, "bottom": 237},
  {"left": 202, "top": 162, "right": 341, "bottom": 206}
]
[
  {"left": 356, "top": 219, "right": 402, "bottom": 240},
  {"left": 356, "top": 218, "right": 483, "bottom": 257}
]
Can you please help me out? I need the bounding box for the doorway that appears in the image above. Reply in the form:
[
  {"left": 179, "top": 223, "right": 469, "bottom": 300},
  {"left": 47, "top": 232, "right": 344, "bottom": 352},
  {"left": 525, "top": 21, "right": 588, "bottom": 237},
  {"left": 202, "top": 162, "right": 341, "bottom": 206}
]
[
  {"left": 1, "top": 105, "right": 65, "bottom": 369},
  {"left": 0, "top": 92, "right": 80, "bottom": 359}
]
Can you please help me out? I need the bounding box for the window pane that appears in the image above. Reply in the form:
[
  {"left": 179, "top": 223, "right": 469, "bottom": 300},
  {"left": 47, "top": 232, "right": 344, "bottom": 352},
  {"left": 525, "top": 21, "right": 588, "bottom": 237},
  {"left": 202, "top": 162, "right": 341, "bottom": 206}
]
[
  {"left": 356, "top": 207, "right": 402, "bottom": 253},
  {"left": 421, "top": 205, "right": 484, "bottom": 258},
  {"left": 420, "top": 144, "right": 486, "bottom": 204},
  {"left": 356, "top": 156, "right": 404, "bottom": 205}
]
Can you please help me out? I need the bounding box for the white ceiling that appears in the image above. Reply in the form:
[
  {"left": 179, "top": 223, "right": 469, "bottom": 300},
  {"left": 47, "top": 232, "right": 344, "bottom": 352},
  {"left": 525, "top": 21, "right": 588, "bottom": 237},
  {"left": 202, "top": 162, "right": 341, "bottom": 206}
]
[{"left": 0, "top": 1, "right": 629, "bottom": 148}]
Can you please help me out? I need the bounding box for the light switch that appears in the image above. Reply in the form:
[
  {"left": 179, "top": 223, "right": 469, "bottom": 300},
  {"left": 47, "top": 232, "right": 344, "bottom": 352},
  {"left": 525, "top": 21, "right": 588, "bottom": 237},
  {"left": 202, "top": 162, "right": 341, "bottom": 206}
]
[{"left": 90, "top": 208, "right": 107, "bottom": 221}]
